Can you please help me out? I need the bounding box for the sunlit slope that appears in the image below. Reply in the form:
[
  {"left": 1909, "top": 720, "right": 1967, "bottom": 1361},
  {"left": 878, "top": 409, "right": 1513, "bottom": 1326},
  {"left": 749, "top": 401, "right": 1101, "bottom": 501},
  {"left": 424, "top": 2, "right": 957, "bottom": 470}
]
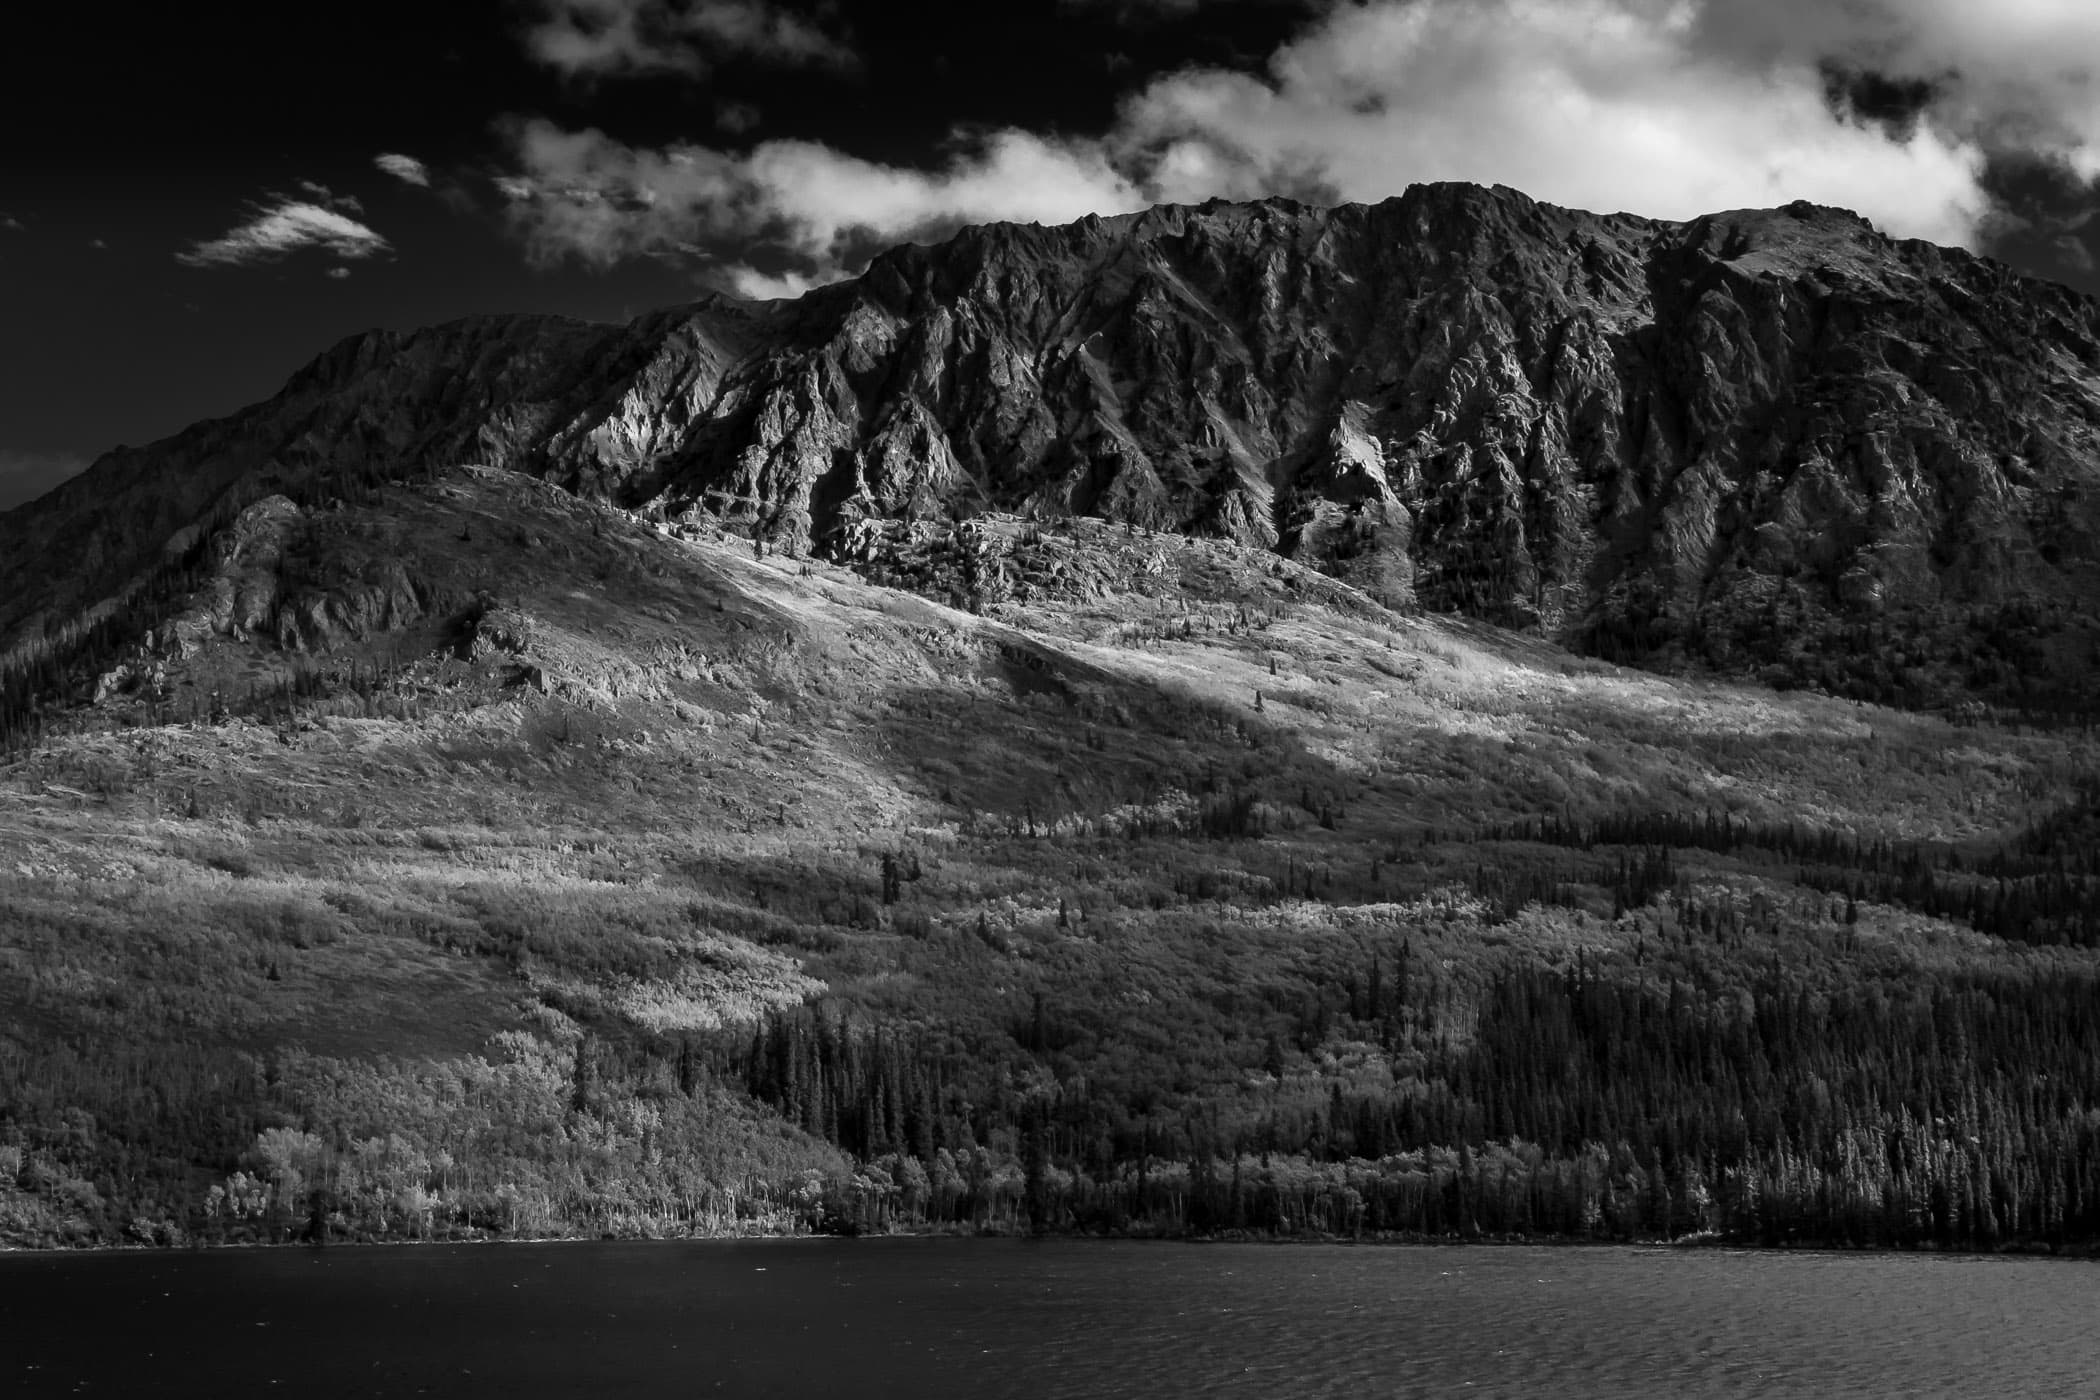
[{"left": 3, "top": 463, "right": 2084, "bottom": 1050}]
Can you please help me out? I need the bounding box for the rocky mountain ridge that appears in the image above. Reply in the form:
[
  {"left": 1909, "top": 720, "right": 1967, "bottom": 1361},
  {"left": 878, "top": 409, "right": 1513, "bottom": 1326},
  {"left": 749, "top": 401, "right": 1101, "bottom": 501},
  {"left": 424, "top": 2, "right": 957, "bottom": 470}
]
[{"left": 6, "top": 182, "right": 2099, "bottom": 709}]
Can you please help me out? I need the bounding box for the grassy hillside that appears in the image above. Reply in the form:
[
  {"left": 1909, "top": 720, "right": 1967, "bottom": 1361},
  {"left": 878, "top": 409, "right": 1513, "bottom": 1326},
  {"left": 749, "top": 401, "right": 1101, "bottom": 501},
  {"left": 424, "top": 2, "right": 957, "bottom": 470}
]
[{"left": 2, "top": 465, "right": 2097, "bottom": 1249}]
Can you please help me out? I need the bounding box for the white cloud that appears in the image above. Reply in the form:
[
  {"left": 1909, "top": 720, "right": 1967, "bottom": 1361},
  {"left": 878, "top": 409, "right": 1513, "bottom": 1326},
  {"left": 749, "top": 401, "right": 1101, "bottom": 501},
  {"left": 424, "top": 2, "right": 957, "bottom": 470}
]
[
  {"left": 1685, "top": 0, "right": 2100, "bottom": 179},
  {"left": 375, "top": 152, "right": 432, "bottom": 187},
  {"left": 0, "top": 214, "right": 22, "bottom": 232},
  {"left": 744, "top": 133, "right": 1146, "bottom": 250},
  {"left": 498, "top": 119, "right": 1142, "bottom": 293},
  {"left": 519, "top": 0, "right": 855, "bottom": 79},
  {"left": 726, "top": 266, "right": 829, "bottom": 300},
  {"left": 177, "top": 199, "right": 391, "bottom": 269},
  {"left": 1113, "top": 0, "right": 1989, "bottom": 246},
  {"left": 325, "top": 266, "right": 354, "bottom": 280},
  {"left": 291, "top": 180, "right": 364, "bottom": 214}
]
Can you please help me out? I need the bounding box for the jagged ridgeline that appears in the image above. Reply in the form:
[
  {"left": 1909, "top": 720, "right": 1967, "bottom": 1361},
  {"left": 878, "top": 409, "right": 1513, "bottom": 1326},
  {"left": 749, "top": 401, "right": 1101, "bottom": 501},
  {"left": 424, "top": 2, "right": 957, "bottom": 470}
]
[{"left": 7, "top": 183, "right": 2100, "bottom": 714}]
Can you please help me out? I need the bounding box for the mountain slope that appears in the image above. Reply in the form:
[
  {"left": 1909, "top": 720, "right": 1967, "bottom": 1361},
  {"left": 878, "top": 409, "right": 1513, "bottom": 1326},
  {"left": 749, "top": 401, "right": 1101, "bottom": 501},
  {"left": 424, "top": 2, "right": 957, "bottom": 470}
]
[
  {"left": 3, "top": 463, "right": 2099, "bottom": 1249},
  {"left": 6, "top": 184, "right": 2099, "bottom": 709}
]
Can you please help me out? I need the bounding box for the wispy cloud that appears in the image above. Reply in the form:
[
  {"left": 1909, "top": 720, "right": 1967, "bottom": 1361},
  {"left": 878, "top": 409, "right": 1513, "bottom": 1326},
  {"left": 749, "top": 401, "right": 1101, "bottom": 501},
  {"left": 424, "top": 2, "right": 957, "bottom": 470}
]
[
  {"left": 518, "top": 0, "right": 856, "bottom": 79},
  {"left": 296, "top": 179, "right": 363, "bottom": 213},
  {"left": 375, "top": 152, "right": 432, "bottom": 187},
  {"left": 177, "top": 197, "right": 391, "bottom": 269},
  {"left": 0, "top": 214, "right": 22, "bottom": 232}
]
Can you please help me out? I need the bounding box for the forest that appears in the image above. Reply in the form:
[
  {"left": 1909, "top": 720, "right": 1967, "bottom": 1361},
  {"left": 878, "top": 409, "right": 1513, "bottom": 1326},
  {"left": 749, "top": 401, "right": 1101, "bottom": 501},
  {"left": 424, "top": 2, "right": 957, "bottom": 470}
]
[
  {"left": 717, "top": 956, "right": 2100, "bottom": 1250},
  {"left": 6, "top": 793, "right": 2099, "bottom": 1254}
]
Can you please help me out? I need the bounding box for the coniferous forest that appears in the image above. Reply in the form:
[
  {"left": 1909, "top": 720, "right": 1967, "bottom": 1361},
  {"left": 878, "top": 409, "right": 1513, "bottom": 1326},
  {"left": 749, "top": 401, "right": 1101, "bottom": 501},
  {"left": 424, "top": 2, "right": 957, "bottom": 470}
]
[{"left": 719, "top": 957, "right": 2100, "bottom": 1249}]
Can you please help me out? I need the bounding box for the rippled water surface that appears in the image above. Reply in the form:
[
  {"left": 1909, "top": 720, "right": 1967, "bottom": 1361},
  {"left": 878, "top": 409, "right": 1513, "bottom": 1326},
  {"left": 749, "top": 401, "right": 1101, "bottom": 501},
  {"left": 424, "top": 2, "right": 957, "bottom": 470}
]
[{"left": 3, "top": 1240, "right": 2093, "bottom": 1397}]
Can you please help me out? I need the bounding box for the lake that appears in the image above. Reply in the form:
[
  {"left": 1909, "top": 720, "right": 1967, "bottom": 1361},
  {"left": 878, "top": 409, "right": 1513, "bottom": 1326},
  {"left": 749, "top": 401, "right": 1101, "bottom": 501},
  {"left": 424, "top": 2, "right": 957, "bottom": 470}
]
[{"left": 2, "top": 1240, "right": 2093, "bottom": 1397}]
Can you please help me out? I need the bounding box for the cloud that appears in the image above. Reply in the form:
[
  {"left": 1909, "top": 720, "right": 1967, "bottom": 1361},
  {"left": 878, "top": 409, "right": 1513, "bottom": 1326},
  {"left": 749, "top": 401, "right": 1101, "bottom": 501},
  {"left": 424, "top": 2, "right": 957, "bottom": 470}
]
[
  {"left": 1684, "top": 0, "right": 2100, "bottom": 177},
  {"left": 725, "top": 266, "right": 829, "bottom": 300},
  {"left": 0, "top": 214, "right": 22, "bottom": 232},
  {"left": 1111, "top": 0, "right": 1989, "bottom": 246},
  {"left": 519, "top": 0, "right": 856, "bottom": 79},
  {"left": 325, "top": 266, "right": 354, "bottom": 279},
  {"left": 497, "top": 118, "right": 1143, "bottom": 294},
  {"left": 0, "top": 449, "right": 91, "bottom": 512},
  {"left": 177, "top": 198, "right": 391, "bottom": 269},
  {"left": 296, "top": 179, "right": 364, "bottom": 214},
  {"left": 495, "top": 0, "right": 2100, "bottom": 294},
  {"left": 375, "top": 153, "right": 432, "bottom": 187}
]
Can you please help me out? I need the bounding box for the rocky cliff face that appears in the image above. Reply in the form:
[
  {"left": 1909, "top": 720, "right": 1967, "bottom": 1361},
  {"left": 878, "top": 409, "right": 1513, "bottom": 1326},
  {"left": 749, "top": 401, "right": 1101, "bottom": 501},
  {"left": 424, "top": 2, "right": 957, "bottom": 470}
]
[{"left": 7, "top": 183, "right": 2099, "bottom": 708}]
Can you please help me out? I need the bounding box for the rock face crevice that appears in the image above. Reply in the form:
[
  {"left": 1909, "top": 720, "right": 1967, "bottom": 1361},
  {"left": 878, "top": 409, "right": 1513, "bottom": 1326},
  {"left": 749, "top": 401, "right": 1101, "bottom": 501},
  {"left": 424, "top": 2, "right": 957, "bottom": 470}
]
[{"left": 6, "top": 183, "right": 2099, "bottom": 706}]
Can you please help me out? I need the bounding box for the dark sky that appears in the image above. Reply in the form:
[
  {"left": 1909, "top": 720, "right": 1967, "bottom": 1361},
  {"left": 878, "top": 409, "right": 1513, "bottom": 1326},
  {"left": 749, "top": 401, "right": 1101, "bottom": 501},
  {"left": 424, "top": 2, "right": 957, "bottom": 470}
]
[{"left": 5, "top": 0, "right": 2097, "bottom": 509}]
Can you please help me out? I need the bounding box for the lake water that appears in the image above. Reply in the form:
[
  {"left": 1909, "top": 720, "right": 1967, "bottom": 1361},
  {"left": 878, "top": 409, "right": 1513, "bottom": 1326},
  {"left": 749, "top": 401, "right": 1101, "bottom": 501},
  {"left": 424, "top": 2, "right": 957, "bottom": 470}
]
[{"left": 2, "top": 1240, "right": 2093, "bottom": 1397}]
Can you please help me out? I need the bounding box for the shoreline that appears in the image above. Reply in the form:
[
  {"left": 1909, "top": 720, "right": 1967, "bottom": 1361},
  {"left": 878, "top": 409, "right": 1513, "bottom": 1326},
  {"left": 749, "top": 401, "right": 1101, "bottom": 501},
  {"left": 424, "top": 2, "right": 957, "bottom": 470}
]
[{"left": 6, "top": 1228, "right": 2095, "bottom": 1263}]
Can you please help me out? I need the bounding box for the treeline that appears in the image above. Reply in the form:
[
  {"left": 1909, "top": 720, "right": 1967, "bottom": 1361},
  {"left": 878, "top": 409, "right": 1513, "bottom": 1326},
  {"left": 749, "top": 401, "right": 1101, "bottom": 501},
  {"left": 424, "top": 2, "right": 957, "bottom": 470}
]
[
  {"left": 701, "top": 958, "right": 2100, "bottom": 1251},
  {"left": 10, "top": 943, "right": 2100, "bottom": 1251},
  {"left": 0, "top": 1030, "right": 845, "bottom": 1248},
  {"left": 1585, "top": 592, "right": 2100, "bottom": 724},
  {"left": 1468, "top": 844, "right": 1676, "bottom": 922},
  {"left": 1496, "top": 797, "right": 2100, "bottom": 947},
  {"left": 1457, "top": 967, "right": 2100, "bottom": 1247}
]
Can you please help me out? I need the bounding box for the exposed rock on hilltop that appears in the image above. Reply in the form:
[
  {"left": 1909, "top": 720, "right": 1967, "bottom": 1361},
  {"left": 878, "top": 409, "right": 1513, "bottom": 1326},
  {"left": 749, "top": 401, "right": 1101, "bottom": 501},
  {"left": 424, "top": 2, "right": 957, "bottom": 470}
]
[{"left": 6, "top": 183, "right": 2100, "bottom": 707}]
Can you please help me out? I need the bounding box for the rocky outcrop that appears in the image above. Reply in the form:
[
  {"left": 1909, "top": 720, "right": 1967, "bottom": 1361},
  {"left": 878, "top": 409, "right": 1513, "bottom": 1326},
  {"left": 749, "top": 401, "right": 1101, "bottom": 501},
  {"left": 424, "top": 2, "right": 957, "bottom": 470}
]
[
  {"left": 184, "top": 495, "right": 303, "bottom": 651},
  {"left": 6, "top": 184, "right": 2099, "bottom": 707}
]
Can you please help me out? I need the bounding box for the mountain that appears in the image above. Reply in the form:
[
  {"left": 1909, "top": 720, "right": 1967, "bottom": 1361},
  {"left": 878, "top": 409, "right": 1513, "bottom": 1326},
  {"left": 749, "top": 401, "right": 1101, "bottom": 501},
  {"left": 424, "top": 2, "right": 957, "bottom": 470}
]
[
  {"left": 7, "top": 182, "right": 2100, "bottom": 710},
  {"left": 3, "top": 186, "right": 2100, "bottom": 1252}
]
